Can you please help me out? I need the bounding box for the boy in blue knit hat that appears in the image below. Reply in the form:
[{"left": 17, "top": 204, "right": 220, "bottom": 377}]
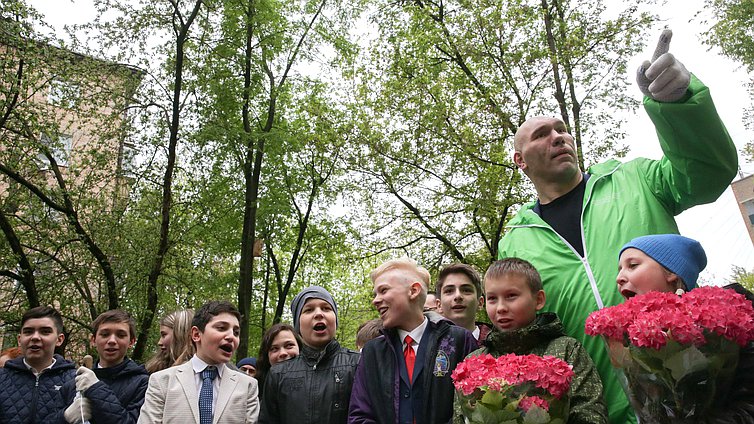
[
  {"left": 616, "top": 234, "right": 754, "bottom": 422},
  {"left": 616, "top": 234, "right": 706, "bottom": 299}
]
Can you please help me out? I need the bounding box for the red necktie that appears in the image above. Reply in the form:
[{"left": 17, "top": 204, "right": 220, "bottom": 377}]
[{"left": 404, "top": 335, "right": 416, "bottom": 383}]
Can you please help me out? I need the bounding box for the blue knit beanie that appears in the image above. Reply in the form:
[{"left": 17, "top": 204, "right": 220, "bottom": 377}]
[
  {"left": 619, "top": 234, "right": 707, "bottom": 291},
  {"left": 290, "top": 286, "right": 338, "bottom": 333}
]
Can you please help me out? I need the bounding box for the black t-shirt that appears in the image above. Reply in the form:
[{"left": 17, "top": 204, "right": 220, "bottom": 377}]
[{"left": 534, "top": 174, "right": 589, "bottom": 257}]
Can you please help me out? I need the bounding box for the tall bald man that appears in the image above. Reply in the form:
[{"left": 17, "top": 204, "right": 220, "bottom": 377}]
[{"left": 498, "top": 30, "right": 738, "bottom": 423}]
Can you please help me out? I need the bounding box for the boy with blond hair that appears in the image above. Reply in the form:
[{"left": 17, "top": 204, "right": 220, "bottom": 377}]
[{"left": 348, "top": 257, "right": 476, "bottom": 424}]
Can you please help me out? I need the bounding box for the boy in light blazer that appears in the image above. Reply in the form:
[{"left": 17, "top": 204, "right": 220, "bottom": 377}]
[{"left": 138, "top": 301, "right": 259, "bottom": 424}]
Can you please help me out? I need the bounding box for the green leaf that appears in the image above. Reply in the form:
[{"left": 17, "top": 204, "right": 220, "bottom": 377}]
[
  {"left": 664, "top": 345, "right": 710, "bottom": 381},
  {"left": 480, "top": 390, "right": 504, "bottom": 409}
]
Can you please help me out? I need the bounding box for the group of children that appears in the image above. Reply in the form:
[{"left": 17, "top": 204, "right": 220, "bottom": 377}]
[{"left": 0, "top": 233, "right": 750, "bottom": 423}]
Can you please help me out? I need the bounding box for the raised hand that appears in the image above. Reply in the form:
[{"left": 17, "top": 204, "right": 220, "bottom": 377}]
[{"left": 636, "top": 29, "right": 690, "bottom": 102}]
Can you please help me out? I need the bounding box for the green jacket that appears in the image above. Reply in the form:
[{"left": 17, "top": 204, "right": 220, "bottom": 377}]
[
  {"left": 498, "top": 75, "right": 738, "bottom": 424},
  {"left": 465, "top": 313, "right": 608, "bottom": 424}
]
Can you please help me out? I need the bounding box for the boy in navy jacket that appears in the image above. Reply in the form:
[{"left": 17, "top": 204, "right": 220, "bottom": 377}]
[
  {"left": 58, "top": 309, "right": 149, "bottom": 424},
  {"left": 348, "top": 257, "right": 477, "bottom": 423}
]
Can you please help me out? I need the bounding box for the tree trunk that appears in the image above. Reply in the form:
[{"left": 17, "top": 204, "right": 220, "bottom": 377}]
[{"left": 133, "top": 0, "right": 204, "bottom": 361}]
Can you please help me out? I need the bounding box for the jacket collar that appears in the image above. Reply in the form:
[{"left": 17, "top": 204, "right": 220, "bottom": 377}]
[
  {"left": 93, "top": 357, "right": 147, "bottom": 379},
  {"left": 483, "top": 312, "right": 564, "bottom": 354},
  {"left": 6, "top": 354, "right": 74, "bottom": 374},
  {"left": 301, "top": 339, "right": 340, "bottom": 366},
  {"left": 508, "top": 161, "right": 622, "bottom": 228}
]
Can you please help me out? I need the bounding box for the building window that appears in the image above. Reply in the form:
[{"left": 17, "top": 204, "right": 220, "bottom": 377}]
[
  {"left": 38, "top": 133, "right": 72, "bottom": 167},
  {"left": 48, "top": 79, "right": 79, "bottom": 109},
  {"left": 743, "top": 199, "right": 754, "bottom": 225},
  {"left": 119, "top": 140, "right": 138, "bottom": 177}
]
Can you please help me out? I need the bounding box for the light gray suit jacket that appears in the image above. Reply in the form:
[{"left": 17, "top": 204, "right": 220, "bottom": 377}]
[{"left": 138, "top": 360, "right": 259, "bottom": 423}]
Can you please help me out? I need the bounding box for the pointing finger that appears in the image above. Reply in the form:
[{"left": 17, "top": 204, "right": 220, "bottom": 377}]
[{"left": 651, "top": 29, "right": 672, "bottom": 62}]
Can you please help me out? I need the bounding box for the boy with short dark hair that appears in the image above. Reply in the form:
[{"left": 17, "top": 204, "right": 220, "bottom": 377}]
[
  {"left": 0, "top": 306, "right": 76, "bottom": 423},
  {"left": 436, "top": 263, "right": 491, "bottom": 343},
  {"left": 348, "top": 257, "right": 477, "bottom": 423},
  {"left": 473, "top": 258, "right": 607, "bottom": 423},
  {"left": 138, "top": 300, "right": 259, "bottom": 423},
  {"left": 58, "top": 309, "right": 149, "bottom": 423}
]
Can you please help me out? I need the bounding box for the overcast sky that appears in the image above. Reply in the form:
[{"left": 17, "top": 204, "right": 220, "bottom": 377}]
[{"left": 28, "top": 0, "right": 754, "bottom": 282}]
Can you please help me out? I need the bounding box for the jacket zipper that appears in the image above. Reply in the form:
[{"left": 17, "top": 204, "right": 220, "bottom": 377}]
[{"left": 506, "top": 163, "right": 622, "bottom": 311}]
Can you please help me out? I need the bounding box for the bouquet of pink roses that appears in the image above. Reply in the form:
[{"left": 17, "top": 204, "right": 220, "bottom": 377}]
[
  {"left": 452, "top": 353, "right": 574, "bottom": 424},
  {"left": 585, "top": 286, "right": 754, "bottom": 423}
]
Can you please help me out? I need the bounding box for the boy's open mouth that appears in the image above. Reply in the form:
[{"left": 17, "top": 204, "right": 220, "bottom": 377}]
[
  {"left": 621, "top": 289, "right": 636, "bottom": 299},
  {"left": 219, "top": 344, "right": 233, "bottom": 353},
  {"left": 313, "top": 323, "right": 327, "bottom": 331}
]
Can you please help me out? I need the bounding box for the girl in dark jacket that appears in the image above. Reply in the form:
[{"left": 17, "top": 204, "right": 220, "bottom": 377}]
[{"left": 255, "top": 323, "right": 302, "bottom": 395}]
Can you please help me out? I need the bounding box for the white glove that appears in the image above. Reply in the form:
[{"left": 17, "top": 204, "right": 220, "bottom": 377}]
[
  {"left": 636, "top": 29, "right": 690, "bottom": 102},
  {"left": 63, "top": 395, "right": 92, "bottom": 424},
  {"left": 75, "top": 366, "right": 99, "bottom": 393}
]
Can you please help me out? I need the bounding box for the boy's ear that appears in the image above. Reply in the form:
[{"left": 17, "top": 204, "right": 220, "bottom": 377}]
[
  {"left": 408, "top": 281, "right": 422, "bottom": 301},
  {"left": 535, "top": 290, "right": 546, "bottom": 311},
  {"left": 477, "top": 295, "right": 485, "bottom": 309},
  {"left": 89, "top": 334, "right": 96, "bottom": 348},
  {"left": 191, "top": 326, "right": 202, "bottom": 344},
  {"left": 55, "top": 332, "right": 65, "bottom": 347}
]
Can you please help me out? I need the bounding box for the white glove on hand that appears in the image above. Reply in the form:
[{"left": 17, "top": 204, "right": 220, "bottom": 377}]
[
  {"left": 63, "top": 395, "right": 92, "bottom": 424},
  {"left": 75, "top": 366, "right": 99, "bottom": 393},
  {"left": 636, "top": 29, "right": 690, "bottom": 102}
]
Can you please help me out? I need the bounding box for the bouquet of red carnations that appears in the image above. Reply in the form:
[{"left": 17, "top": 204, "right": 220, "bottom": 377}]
[
  {"left": 452, "top": 353, "right": 574, "bottom": 424},
  {"left": 585, "top": 286, "right": 754, "bottom": 423}
]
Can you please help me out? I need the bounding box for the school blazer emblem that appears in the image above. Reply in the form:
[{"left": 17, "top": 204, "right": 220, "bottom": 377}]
[{"left": 433, "top": 350, "right": 449, "bottom": 376}]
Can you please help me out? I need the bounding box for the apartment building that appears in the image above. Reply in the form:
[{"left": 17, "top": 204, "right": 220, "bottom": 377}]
[{"left": 0, "top": 32, "right": 142, "bottom": 351}]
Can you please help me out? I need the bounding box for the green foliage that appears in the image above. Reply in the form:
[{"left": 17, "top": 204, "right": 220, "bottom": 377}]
[
  {"left": 1, "top": 0, "right": 671, "bottom": 359},
  {"left": 728, "top": 265, "right": 754, "bottom": 293},
  {"left": 702, "top": 0, "right": 754, "bottom": 160},
  {"left": 344, "top": 0, "right": 653, "bottom": 271}
]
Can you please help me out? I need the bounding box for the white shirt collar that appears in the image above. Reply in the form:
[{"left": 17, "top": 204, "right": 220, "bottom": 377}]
[
  {"left": 190, "top": 354, "right": 225, "bottom": 379},
  {"left": 397, "top": 316, "right": 428, "bottom": 349},
  {"left": 472, "top": 326, "right": 481, "bottom": 340},
  {"left": 24, "top": 357, "right": 56, "bottom": 376}
]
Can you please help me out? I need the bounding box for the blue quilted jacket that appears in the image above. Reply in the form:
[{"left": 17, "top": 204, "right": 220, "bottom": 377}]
[
  {"left": 57, "top": 357, "right": 149, "bottom": 424},
  {"left": 0, "top": 354, "right": 76, "bottom": 423}
]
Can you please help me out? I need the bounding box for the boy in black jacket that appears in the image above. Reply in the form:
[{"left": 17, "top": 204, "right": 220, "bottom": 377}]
[
  {"left": 348, "top": 257, "right": 477, "bottom": 424},
  {"left": 59, "top": 309, "right": 149, "bottom": 424}
]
